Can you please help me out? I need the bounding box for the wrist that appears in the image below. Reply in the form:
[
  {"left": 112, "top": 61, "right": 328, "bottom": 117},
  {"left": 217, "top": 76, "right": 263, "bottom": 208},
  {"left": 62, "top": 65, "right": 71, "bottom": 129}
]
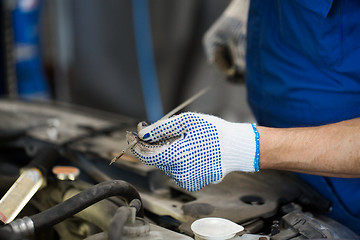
[
  {"left": 219, "top": 122, "right": 259, "bottom": 174},
  {"left": 256, "top": 126, "right": 283, "bottom": 170}
]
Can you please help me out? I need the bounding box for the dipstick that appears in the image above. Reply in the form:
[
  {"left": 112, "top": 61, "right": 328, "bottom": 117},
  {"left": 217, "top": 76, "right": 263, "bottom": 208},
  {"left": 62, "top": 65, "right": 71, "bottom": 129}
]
[
  {"left": 110, "top": 80, "right": 218, "bottom": 165},
  {"left": 109, "top": 140, "right": 138, "bottom": 165}
]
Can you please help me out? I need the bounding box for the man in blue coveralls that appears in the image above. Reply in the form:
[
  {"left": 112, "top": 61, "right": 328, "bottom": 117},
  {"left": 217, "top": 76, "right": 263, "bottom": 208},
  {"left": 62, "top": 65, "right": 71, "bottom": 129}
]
[{"left": 131, "top": 0, "right": 360, "bottom": 234}]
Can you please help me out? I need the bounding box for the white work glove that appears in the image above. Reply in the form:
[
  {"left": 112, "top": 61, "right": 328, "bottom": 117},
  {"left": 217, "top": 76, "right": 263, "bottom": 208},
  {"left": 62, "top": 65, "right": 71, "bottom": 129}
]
[
  {"left": 203, "top": 0, "right": 250, "bottom": 82},
  {"left": 132, "top": 112, "right": 259, "bottom": 191}
]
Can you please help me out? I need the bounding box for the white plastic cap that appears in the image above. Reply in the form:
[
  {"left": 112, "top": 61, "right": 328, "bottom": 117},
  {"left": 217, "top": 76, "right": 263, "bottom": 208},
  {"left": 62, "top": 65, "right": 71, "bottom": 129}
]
[{"left": 191, "top": 217, "right": 244, "bottom": 240}]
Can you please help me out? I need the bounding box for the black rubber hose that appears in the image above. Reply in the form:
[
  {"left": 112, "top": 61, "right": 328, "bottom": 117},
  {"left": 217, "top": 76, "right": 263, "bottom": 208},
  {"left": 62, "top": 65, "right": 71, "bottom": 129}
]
[
  {"left": 30, "top": 180, "right": 141, "bottom": 230},
  {"left": 0, "top": 130, "right": 25, "bottom": 144},
  {"left": 129, "top": 199, "right": 142, "bottom": 213},
  {"left": 0, "top": 148, "right": 58, "bottom": 194},
  {"left": 0, "top": 223, "right": 30, "bottom": 240},
  {"left": 26, "top": 147, "right": 59, "bottom": 177},
  {"left": 0, "top": 226, "right": 22, "bottom": 240},
  {"left": 0, "top": 174, "right": 18, "bottom": 193},
  {"left": 62, "top": 150, "right": 129, "bottom": 208}
]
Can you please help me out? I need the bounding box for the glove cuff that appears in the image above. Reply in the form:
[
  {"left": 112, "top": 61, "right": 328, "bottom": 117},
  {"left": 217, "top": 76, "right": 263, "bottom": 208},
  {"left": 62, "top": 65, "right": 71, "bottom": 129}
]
[{"left": 219, "top": 123, "right": 259, "bottom": 174}]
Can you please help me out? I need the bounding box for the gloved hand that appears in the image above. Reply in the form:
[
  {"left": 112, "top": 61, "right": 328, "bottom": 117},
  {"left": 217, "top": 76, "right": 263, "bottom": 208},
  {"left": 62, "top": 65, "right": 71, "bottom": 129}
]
[
  {"left": 203, "top": 0, "right": 250, "bottom": 82},
  {"left": 132, "top": 112, "right": 259, "bottom": 191}
]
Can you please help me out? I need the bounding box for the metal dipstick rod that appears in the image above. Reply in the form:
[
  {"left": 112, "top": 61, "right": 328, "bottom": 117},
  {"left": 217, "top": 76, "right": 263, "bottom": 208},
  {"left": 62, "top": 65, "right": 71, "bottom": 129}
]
[{"left": 109, "top": 81, "right": 217, "bottom": 165}]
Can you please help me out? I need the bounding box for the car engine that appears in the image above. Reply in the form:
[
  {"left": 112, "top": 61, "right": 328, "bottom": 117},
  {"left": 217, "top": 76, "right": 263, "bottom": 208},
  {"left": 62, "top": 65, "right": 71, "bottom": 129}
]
[{"left": 0, "top": 99, "right": 358, "bottom": 240}]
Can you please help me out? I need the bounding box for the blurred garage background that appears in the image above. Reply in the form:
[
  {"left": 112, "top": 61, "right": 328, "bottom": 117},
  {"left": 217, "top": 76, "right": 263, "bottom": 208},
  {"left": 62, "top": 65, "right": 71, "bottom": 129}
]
[{"left": 1, "top": 0, "right": 254, "bottom": 124}]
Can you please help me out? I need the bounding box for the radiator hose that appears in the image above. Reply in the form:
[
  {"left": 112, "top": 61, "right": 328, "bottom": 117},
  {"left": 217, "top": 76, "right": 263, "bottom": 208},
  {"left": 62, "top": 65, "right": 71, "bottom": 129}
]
[{"left": 0, "top": 180, "right": 142, "bottom": 239}]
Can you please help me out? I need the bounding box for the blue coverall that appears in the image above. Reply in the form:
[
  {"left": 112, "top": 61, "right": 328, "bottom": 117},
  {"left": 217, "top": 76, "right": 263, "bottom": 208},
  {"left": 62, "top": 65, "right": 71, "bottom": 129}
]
[{"left": 246, "top": 0, "right": 360, "bottom": 234}]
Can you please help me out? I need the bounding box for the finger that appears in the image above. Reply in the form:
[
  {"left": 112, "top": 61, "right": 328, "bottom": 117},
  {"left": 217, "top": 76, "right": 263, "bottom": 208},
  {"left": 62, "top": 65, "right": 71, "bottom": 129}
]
[
  {"left": 125, "top": 131, "right": 138, "bottom": 144},
  {"left": 202, "top": 17, "right": 227, "bottom": 63},
  {"left": 137, "top": 121, "right": 149, "bottom": 133},
  {"left": 131, "top": 136, "right": 181, "bottom": 165},
  {"left": 137, "top": 113, "right": 193, "bottom": 143},
  {"left": 214, "top": 45, "right": 237, "bottom": 77}
]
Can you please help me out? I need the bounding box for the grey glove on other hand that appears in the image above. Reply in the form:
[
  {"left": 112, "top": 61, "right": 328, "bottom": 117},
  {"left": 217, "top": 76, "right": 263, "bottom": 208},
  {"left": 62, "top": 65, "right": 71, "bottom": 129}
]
[{"left": 203, "top": 0, "right": 250, "bottom": 81}]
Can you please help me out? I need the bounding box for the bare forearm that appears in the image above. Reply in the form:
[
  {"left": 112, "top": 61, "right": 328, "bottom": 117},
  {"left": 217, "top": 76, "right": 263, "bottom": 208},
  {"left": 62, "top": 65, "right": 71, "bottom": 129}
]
[{"left": 258, "top": 118, "right": 360, "bottom": 177}]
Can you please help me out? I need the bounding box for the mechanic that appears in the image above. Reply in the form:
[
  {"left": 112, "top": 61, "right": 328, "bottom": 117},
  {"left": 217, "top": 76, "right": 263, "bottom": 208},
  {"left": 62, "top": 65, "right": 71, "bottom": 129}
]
[{"left": 132, "top": 0, "right": 360, "bottom": 234}]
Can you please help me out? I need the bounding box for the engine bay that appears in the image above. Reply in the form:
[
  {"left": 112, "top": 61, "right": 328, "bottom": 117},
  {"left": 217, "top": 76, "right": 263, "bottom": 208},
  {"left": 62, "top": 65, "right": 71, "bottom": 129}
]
[{"left": 0, "top": 99, "right": 358, "bottom": 240}]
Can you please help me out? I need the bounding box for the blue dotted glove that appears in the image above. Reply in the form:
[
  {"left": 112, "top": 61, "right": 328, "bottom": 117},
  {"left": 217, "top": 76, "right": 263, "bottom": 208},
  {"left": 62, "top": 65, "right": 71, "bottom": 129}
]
[{"left": 132, "top": 112, "right": 259, "bottom": 191}]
